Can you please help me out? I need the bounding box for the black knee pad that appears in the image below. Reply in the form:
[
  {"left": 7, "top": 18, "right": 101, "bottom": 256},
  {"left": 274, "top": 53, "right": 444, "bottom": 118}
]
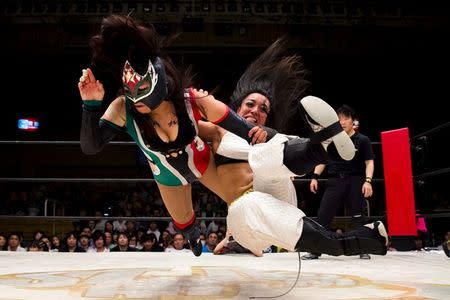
[
  {"left": 296, "top": 218, "right": 387, "bottom": 256},
  {"left": 296, "top": 217, "right": 344, "bottom": 256},
  {"left": 175, "top": 221, "right": 202, "bottom": 257},
  {"left": 283, "top": 138, "right": 329, "bottom": 175}
]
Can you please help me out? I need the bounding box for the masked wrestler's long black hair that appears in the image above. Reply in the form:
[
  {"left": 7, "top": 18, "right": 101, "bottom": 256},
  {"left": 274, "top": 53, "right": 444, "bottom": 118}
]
[
  {"left": 89, "top": 14, "right": 191, "bottom": 140},
  {"left": 230, "top": 38, "right": 311, "bottom": 135}
]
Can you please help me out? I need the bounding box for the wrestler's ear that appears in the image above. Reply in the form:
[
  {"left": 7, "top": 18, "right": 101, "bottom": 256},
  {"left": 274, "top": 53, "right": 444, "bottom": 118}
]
[{"left": 236, "top": 105, "right": 243, "bottom": 115}]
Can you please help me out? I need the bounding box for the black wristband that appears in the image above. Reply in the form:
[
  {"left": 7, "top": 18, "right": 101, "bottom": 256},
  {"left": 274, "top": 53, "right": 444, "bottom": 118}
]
[
  {"left": 213, "top": 107, "right": 255, "bottom": 143},
  {"left": 312, "top": 173, "right": 320, "bottom": 180}
]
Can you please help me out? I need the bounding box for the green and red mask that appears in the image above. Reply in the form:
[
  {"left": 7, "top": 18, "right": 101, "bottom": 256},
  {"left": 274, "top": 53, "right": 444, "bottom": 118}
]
[{"left": 122, "top": 57, "right": 168, "bottom": 109}]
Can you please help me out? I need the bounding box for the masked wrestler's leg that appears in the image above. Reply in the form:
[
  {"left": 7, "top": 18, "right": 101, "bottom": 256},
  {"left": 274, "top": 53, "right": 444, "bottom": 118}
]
[{"left": 157, "top": 182, "right": 202, "bottom": 256}]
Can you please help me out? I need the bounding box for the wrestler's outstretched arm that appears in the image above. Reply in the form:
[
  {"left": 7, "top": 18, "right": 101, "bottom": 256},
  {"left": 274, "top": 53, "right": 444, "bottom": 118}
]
[{"left": 78, "top": 68, "right": 124, "bottom": 155}]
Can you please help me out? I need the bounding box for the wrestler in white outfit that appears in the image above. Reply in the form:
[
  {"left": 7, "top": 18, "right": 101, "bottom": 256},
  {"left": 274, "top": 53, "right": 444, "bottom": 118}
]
[
  {"left": 217, "top": 130, "right": 387, "bottom": 257},
  {"left": 217, "top": 131, "right": 306, "bottom": 253},
  {"left": 213, "top": 35, "right": 386, "bottom": 256}
]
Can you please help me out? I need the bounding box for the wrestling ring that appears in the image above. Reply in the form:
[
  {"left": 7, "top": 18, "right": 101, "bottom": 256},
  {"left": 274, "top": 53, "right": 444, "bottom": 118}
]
[{"left": 0, "top": 122, "right": 449, "bottom": 300}]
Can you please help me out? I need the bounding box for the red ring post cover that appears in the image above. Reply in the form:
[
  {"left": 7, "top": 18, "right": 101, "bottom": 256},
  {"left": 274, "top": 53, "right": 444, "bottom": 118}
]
[{"left": 381, "top": 127, "right": 417, "bottom": 236}]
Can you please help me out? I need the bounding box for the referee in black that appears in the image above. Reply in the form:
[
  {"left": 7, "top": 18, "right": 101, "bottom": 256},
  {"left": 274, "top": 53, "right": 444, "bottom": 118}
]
[{"left": 303, "top": 104, "right": 375, "bottom": 260}]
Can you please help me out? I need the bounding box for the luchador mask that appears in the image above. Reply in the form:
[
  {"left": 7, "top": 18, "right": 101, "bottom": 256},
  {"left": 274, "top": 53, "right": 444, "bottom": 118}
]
[{"left": 122, "top": 57, "right": 168, "bottom": 109}]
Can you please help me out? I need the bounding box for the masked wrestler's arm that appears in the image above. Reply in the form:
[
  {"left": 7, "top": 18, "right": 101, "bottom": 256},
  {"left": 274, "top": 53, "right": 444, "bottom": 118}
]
[
  {"left": 80, "top": 97, "right": 126, "bottom": 155},
  {"left": 197, "top": 120, "right": 223, "bottom": 143}
]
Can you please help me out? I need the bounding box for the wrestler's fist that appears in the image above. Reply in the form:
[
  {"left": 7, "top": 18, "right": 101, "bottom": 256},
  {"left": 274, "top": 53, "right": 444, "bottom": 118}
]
[
  {"left": 249, "top": 125, "right": 268, "bottom": 144},
  {"left": 78, "top": 68, "right": 105, "bottom": 101}
]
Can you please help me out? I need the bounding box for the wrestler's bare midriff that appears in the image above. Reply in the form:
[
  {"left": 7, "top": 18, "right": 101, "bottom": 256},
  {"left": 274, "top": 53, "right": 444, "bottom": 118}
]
[{"left": 216, "top": 162, "right": 253, "bottom": 205}]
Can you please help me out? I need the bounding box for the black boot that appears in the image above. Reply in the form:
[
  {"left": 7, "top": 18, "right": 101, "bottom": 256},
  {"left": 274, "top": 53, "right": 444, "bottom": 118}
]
[
  {"left": 295, "top": 217, "right": 388, "bottom": 256},
  {"left": 283, "top": 138, "right": 330, "bottom": 175},
  {"left": 351, "top": 216, "right": 371, "bottom": 259},
  {"left": 299, "top": 96, "right": 356, "bottom": 161},
  {"left": 174, "top": 221, "right": 202, "bottom": 257}
]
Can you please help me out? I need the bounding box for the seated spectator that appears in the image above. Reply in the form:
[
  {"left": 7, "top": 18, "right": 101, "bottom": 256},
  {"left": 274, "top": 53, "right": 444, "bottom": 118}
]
[
  {"left": 80, "top": 226, "right": 93, "bottom": 241},
  {"left": 87, "top": 219, "right": 98, "bottom": 235},
  {"left": 146, "top": 221, "right": 161, "bottom": 241},
  {"left": 51, "top": 235, "right": 61, "bottom": 252},
  {"left": 158, "top": 230, "right": 172, "bottom": 251},
  {"left": 136, "top": 228, "right": 146, "bottom": 246},
  {"left": 8, "top": 232, "right": 27, "bottom": 252},
  {"left": 104, "top": 221, "right": 114, "bottom": 233},
  {"left": 110, "top": 232, "right": 137, "bottom": 252},
  {"left": 214, "top": 230, "right": 262, "bottom": 257},
  {"left": 39, "top": 235, "right": 52, "bottom": 251},
  {"left": 60, "top": 232, "right": 85, "bottom": 252},
  {"left": 443, "top": 240, "right": 450, "bottom": 258},
  {"left": 88, "top": 232, "right": 109, "bottom": 253},
  {"left": 32, "top": 230, "right": 45, "bottom": 244},
  {"left": 112, "top": 231, "right": 119, "bottom": 246},
  {"left": 0, "top": 233, "right": 7, "bottom": 251},
  {"left": 140, "top": 233, "right": 163, "bottom": 252},
  {"left": 125, "top": 220, "right": 136, "bottom": 237},
  {"left": 112, "top": 213, "right": 127, "bottom": 232},
  {"left": 205, "top": 219, "right": 219, "bottom": 237},
  {"left": 78, "top": 233, "right": 91, "bottom": 252},
  {"left": 104, "top": 231, "right": 115, "bottom": 250},
  {"left": 151, "top": 207, "right": 167, "bottom": 233},
  {"left": 202, "top": 232, "right": 219, "bottom": 253},
  {"left": 28, "top": 240, "right": 41, "bottom": 252},
  {"left": 128, "top": 232, "right": 141, "bottom": 250},
  {"left": 28, "top": 240, "right": 49, "bottom": 252},
  {"left": 165, "top": 221, "right": 177, "bottom": 235},
  {"left": 165, "top": 233, "right": 190, "bottom": 253},
  {"left": 93, "top": 211, "right": 107, "bottom": 232}
]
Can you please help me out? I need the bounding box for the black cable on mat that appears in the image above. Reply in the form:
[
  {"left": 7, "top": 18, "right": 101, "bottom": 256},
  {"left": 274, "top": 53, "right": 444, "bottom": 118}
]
[{"left": 249, "top": 252, "right": 301, "bottom": 299}]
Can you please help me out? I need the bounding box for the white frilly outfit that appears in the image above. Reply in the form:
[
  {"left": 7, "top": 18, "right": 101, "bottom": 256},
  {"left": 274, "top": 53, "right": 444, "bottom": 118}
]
[{"left": 217, "top": 132, "right": 305, "bottom": 253}]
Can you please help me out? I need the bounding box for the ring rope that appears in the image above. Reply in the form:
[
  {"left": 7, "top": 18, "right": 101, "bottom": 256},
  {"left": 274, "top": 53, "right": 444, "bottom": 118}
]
[
  {"left": 0, "top": 177, "right": 385, "bottom": 183},
  {"left": 411, "top": 121, "right": 450, "bottom": 141},
  {"left": 0, "top": 215, "right": 389, "bottom": 221},
  {"left": 0, "top": 140, "right": 383, "bottom": 146},
  {"left": 414, "top": 167, "right": 450, "bottom": 180},
  {"left": 0, "top": 140, "right": 135, "bottom": 145}
]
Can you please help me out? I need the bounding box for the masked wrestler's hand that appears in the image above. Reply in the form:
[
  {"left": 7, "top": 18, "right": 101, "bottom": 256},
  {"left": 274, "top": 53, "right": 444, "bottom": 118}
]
[
  {"left": 78, "top": 68, "right": 105, "bottom": 101},
  {"left": 249, "top": 126, "right": 268, "bottom": 144},
  {"left": 193, "top": 88, "right": 208, "bottom": 97}
]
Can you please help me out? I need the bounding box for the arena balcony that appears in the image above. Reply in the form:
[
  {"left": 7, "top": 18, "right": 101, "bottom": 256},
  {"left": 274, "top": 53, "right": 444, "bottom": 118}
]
[{"left": 1, "top": 0, "right": 448, "bottom": 28}]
